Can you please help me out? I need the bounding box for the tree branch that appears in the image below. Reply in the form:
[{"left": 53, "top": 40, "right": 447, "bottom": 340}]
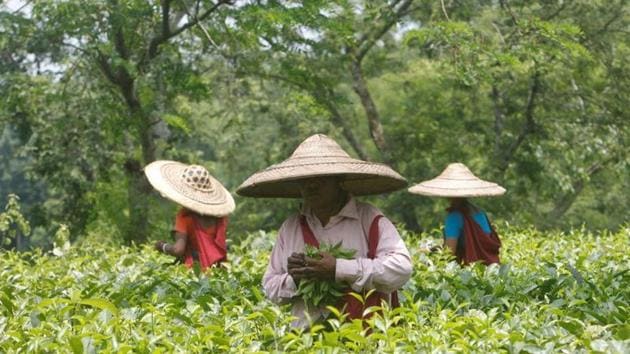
[
  {"left": 499, "top": 0, "right": 519, "bottom": 26},
  {"left": 491, "top": 84, "right": 505, "bottom": 159},
  {"left": 346, "top": 1, "right": 412, "bottom": 164},
  {"left": 95, "top": 51, "right": 118, "bottom": 84},
  {"left": 592, "top": 11, "right": 624, "bottom": 37},
  {"left": 243, "top": 70, "right": 370, "bottom": 160},
  {"left": 114, "top": 28, "right": 130, "bottom": 60},
  {"left": 354, "top": 0, "right": 413, "bottom": 62},
  {"left": 440, "top": 0, "right": 450, "bottom": 21},
  {"left": 541, "top": 1, "right": 567, "bottom": 21},
  {"left": 165, "top": 0, "right": 229, "bottom": 43},
  {"left": 545, "top": 154, "right": 619, "bottom": 225},
  {"left": 141, "top": 0, "right": 230, "bottom": 68},
  {"left": 350, "top": 59, "right": 390, "bottom": 163},
  {"left": 496, "top": 70, "right": 540, "bottom": 173},
  {"left": 161, "top": 0, "right": 172, "bottom": 38},
  {"left": 318, "top": 88, "right": 370, "bottom": 161}
]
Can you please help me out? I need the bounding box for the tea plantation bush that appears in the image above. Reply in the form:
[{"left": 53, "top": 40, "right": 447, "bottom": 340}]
[{"left": 1, "top": 226, "right": 628, "bottom": 353}]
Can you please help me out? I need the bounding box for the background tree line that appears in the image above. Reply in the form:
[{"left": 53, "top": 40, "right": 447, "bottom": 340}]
[{"left": 0, "top": 0, "right": 627, "bottom": 249}]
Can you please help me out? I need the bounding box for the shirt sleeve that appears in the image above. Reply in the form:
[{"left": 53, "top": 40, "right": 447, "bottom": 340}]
[
  {"left": 335, "top": 217, "right": 412, "bottom": 293},
  {"left": 262, "top": 220, "right": 298, "bottom": 304},
  {"left": 444, "top": 211, "right": 463, "bottom": 239}
]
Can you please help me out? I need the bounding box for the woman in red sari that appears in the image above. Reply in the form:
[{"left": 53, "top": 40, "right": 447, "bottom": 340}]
[
  {"left": 409, "top": 163, "right": 505, "bottom": 265},
  {"left": 144, "top": 161, "right": 235, "bottom": 270}
]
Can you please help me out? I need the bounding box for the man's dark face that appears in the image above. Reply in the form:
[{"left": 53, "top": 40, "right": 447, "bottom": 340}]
[{"left": 298, "top": 176, "right": 343, "bottom": 210}]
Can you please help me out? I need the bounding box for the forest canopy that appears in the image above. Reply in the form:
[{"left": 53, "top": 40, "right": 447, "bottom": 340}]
[{"left": 1, "top": 0, "right": 628, "bottom": 248}]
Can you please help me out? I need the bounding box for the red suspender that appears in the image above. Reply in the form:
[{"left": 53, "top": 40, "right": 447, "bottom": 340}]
[
  {"left": 299, "top": 216, "right": 320, "bottom": 247},
  {"left": 300, "top": 214, "right": 382, "bottom": 256},
  {"left": 367, "top": 215, "right": 383, "bottom": 259}
]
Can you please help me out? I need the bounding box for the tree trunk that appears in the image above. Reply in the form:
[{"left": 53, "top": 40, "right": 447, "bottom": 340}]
[
  {"left": 495, "top": 71, "right": 540, "bottom": 174},
  {"left": 350, "top": 59, "right": 391, "bottom": 164},
  {"left": 491, "top": 84, "right": 504, "bottom": 160},
  {"left": 123, "top": 157, "right": 151, "bottom": 245},
  {"left": 93, "top": 0, "right": 230, "bottom": 244},
  {"left": 16, "top": 229, "right": 26, "bottom": 251},
  {"left": 313, "top": 87, "right": 370, "bottom": 161},
  {"left": 545, "top": 161, "right": 609, "bottom": 226}
]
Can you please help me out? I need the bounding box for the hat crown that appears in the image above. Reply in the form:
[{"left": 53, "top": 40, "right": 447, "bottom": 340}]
[
  {"left": 439, "top": 163, "right": 477, "bottom": 180},
  {"left": 290, "top": 134, "right": 351, "bottom": 159},
  {"left": 181, "top": 165, "right": 214, "bottom": 192}
]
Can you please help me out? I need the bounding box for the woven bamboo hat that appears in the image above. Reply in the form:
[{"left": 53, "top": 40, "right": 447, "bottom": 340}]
[
  {"left": 236, "top": 134, "right": 407, "bottom": 198},
  {"left": 408, "top": 163, "right": 506, "bottom": 197},
  {"left": 144, "top": 160, "right": 235, "bottom": 216}
]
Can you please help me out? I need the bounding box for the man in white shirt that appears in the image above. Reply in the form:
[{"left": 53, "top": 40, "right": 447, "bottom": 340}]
[{"left": 237, "top": 134, "right": 412, "bottom": 328}]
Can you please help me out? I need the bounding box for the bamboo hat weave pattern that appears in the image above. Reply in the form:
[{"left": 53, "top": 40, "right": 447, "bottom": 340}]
[
  {"left": 408, "top": 163, "right": 506, "bottom": 197},
  {"left": 144, "top": 160, "right": 235, "bottom": 216},
  {"left": 236, "top": 134, "right": 407, "bottom": 198}
]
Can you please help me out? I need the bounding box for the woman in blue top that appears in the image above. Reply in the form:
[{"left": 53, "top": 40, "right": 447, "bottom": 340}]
[
  {"left": 443, "top": 197, "right": 492, "bottom": 253},
  {"left": 409, "top": 163, "right": 505, "bottom": 265}
]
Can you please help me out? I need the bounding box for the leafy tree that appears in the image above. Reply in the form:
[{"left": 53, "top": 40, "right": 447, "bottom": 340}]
[
  {"left": 395, "top": 0, "right": 629, "bottom": 229},
  {"left": 1, "top": 0, "right": 627, "bottom": 245},
  {"left": 1, "top": 0, "right": 233, "bottom": 244}
]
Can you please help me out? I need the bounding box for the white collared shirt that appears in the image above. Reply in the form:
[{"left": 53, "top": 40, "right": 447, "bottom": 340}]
[{"left": 262, "top": 197, "right": 412, "bottom": 328}]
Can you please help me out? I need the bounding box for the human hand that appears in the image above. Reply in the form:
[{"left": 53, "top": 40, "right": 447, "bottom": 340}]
[
  {"left": 287, "top": 252, "right": 306, "bottom": 284},
  {"left": 155, "top": 241, "right": 166, "bottom": 252},
  {"left": 291, "top": 252, "right": 336, "bottom": 281}
]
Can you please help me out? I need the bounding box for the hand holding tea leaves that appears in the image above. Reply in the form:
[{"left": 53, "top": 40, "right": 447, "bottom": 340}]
[{"left": 293, "top": 241, "right": 356, "bottom": 307}]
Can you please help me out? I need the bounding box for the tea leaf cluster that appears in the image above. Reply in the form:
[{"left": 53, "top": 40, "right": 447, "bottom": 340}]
[{"left": 297, "top": 242, "right": 356, "bottom": 308}]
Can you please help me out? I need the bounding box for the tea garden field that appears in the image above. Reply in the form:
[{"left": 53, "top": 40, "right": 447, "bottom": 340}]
[{"left": 1, "top": 226, "right": 628, "bottom": 353}]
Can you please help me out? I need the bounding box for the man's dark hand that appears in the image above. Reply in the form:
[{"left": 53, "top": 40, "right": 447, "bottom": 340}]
[
  {"left": 155, "top": 240, "right": 166, "bottom": 252},
  {"left": 302, "top": 252, "right": 336, "bottom": 281},
  {"left": 287, "top": 252, "right": 306, "bottom": 284}
]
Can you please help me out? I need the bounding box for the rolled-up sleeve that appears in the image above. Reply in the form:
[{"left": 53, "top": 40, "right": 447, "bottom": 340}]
[
  {"left": 262, "top": 222, "right": 298, "bottom": 304},
  {"left": 335, "top": 217, "right": 412, "bottom": 293}
]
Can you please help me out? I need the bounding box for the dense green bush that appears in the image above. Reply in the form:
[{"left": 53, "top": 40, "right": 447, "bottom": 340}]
[{"left": 0, "top": 226, "right": 628, "bottom": 352}]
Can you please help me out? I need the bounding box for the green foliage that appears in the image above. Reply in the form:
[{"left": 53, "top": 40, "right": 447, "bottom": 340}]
[
  {"left": 0, "top": 226, "right": 628, "bottom": 352},
  {"left": 51, "top": 224, "right": 70, "bottom": 256},
  {"left": 1, "top": 0, "right": 628, "bottom": 248},
  {"left": 0, "top": 194, "right": 31, "bottom": 248},
  {"left": 297, "top": 242, "right": 356, "bottom": 308}
]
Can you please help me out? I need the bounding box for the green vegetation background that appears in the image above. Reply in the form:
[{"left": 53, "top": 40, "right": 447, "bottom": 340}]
[
  {"left": 1, "top": 227, "right": 628, "bottom": 352},
  {"left": 0, "top": 1, "right": 628, "bottom": 250}
]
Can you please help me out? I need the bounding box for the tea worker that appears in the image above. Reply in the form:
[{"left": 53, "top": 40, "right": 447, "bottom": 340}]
[
  {"left": 144, "top": 160, "right": 235, "bottom": 270},
  {"left": 237, "top": 134, "right": 412, "bottom": 328},
  {"left": 408, "top": 163, "right": 504, "bottom": 265}
]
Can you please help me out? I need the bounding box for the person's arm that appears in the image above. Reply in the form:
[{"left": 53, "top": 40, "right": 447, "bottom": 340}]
[
  {"left": 443, "top": 238, "right": 458, "bottom": 254},
  {"left": 443, "top": 211, "right": 462, "bottom": 255},
  {"left": 334, "top": 217, "right": 412, "bottom": 293},
  {"left": 155, "top": 232, "right": 187, "bottom": 257},
  {"left": 262, "top": 221, "right": 299, "bottom": 304}
]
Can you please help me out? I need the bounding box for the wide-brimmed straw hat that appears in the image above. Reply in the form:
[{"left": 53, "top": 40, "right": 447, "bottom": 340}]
[
  {"left": 144, "top": 160, "right": 235, "bottom": 216},
  {"left": 408, "top": 163, "right": 505, "bottom": 197},
  {"left": 236, "top": 134, "right": 407, "bottom": 198}
]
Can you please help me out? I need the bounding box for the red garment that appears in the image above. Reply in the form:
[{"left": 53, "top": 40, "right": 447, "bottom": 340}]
[
  {"left": 300, "top": 215, "right": 399, "bottom": 320},
  {"left": 448, "top": 207, "right": 501, "bottom": 265},
  {"left": 174, "top": 209, "right": 228, "bottom": 270}
]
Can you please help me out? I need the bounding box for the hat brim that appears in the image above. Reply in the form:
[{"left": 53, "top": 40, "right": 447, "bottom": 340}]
[
  {"left": 145, "top": 161, "right": 235, "bottom": 216},
  {"left": 237, "top": 159, "right": 407, "bottom": 198},
  {"left": 408, "top": 184, "right": 506, "bottom": 197},
  {"left": 408, "top": 179, "right": 506, "bottom": 197}
]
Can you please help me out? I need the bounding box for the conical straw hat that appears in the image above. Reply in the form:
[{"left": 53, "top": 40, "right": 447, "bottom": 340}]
[
  {"left": 236, "top": 134, "right": 407, "bottom": 198},
  {"left": 408, "top": 163, "right": 505, "bottom": 197},
  {"left": 144, "top": 160, "right": 235, "bottom": 216}
]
